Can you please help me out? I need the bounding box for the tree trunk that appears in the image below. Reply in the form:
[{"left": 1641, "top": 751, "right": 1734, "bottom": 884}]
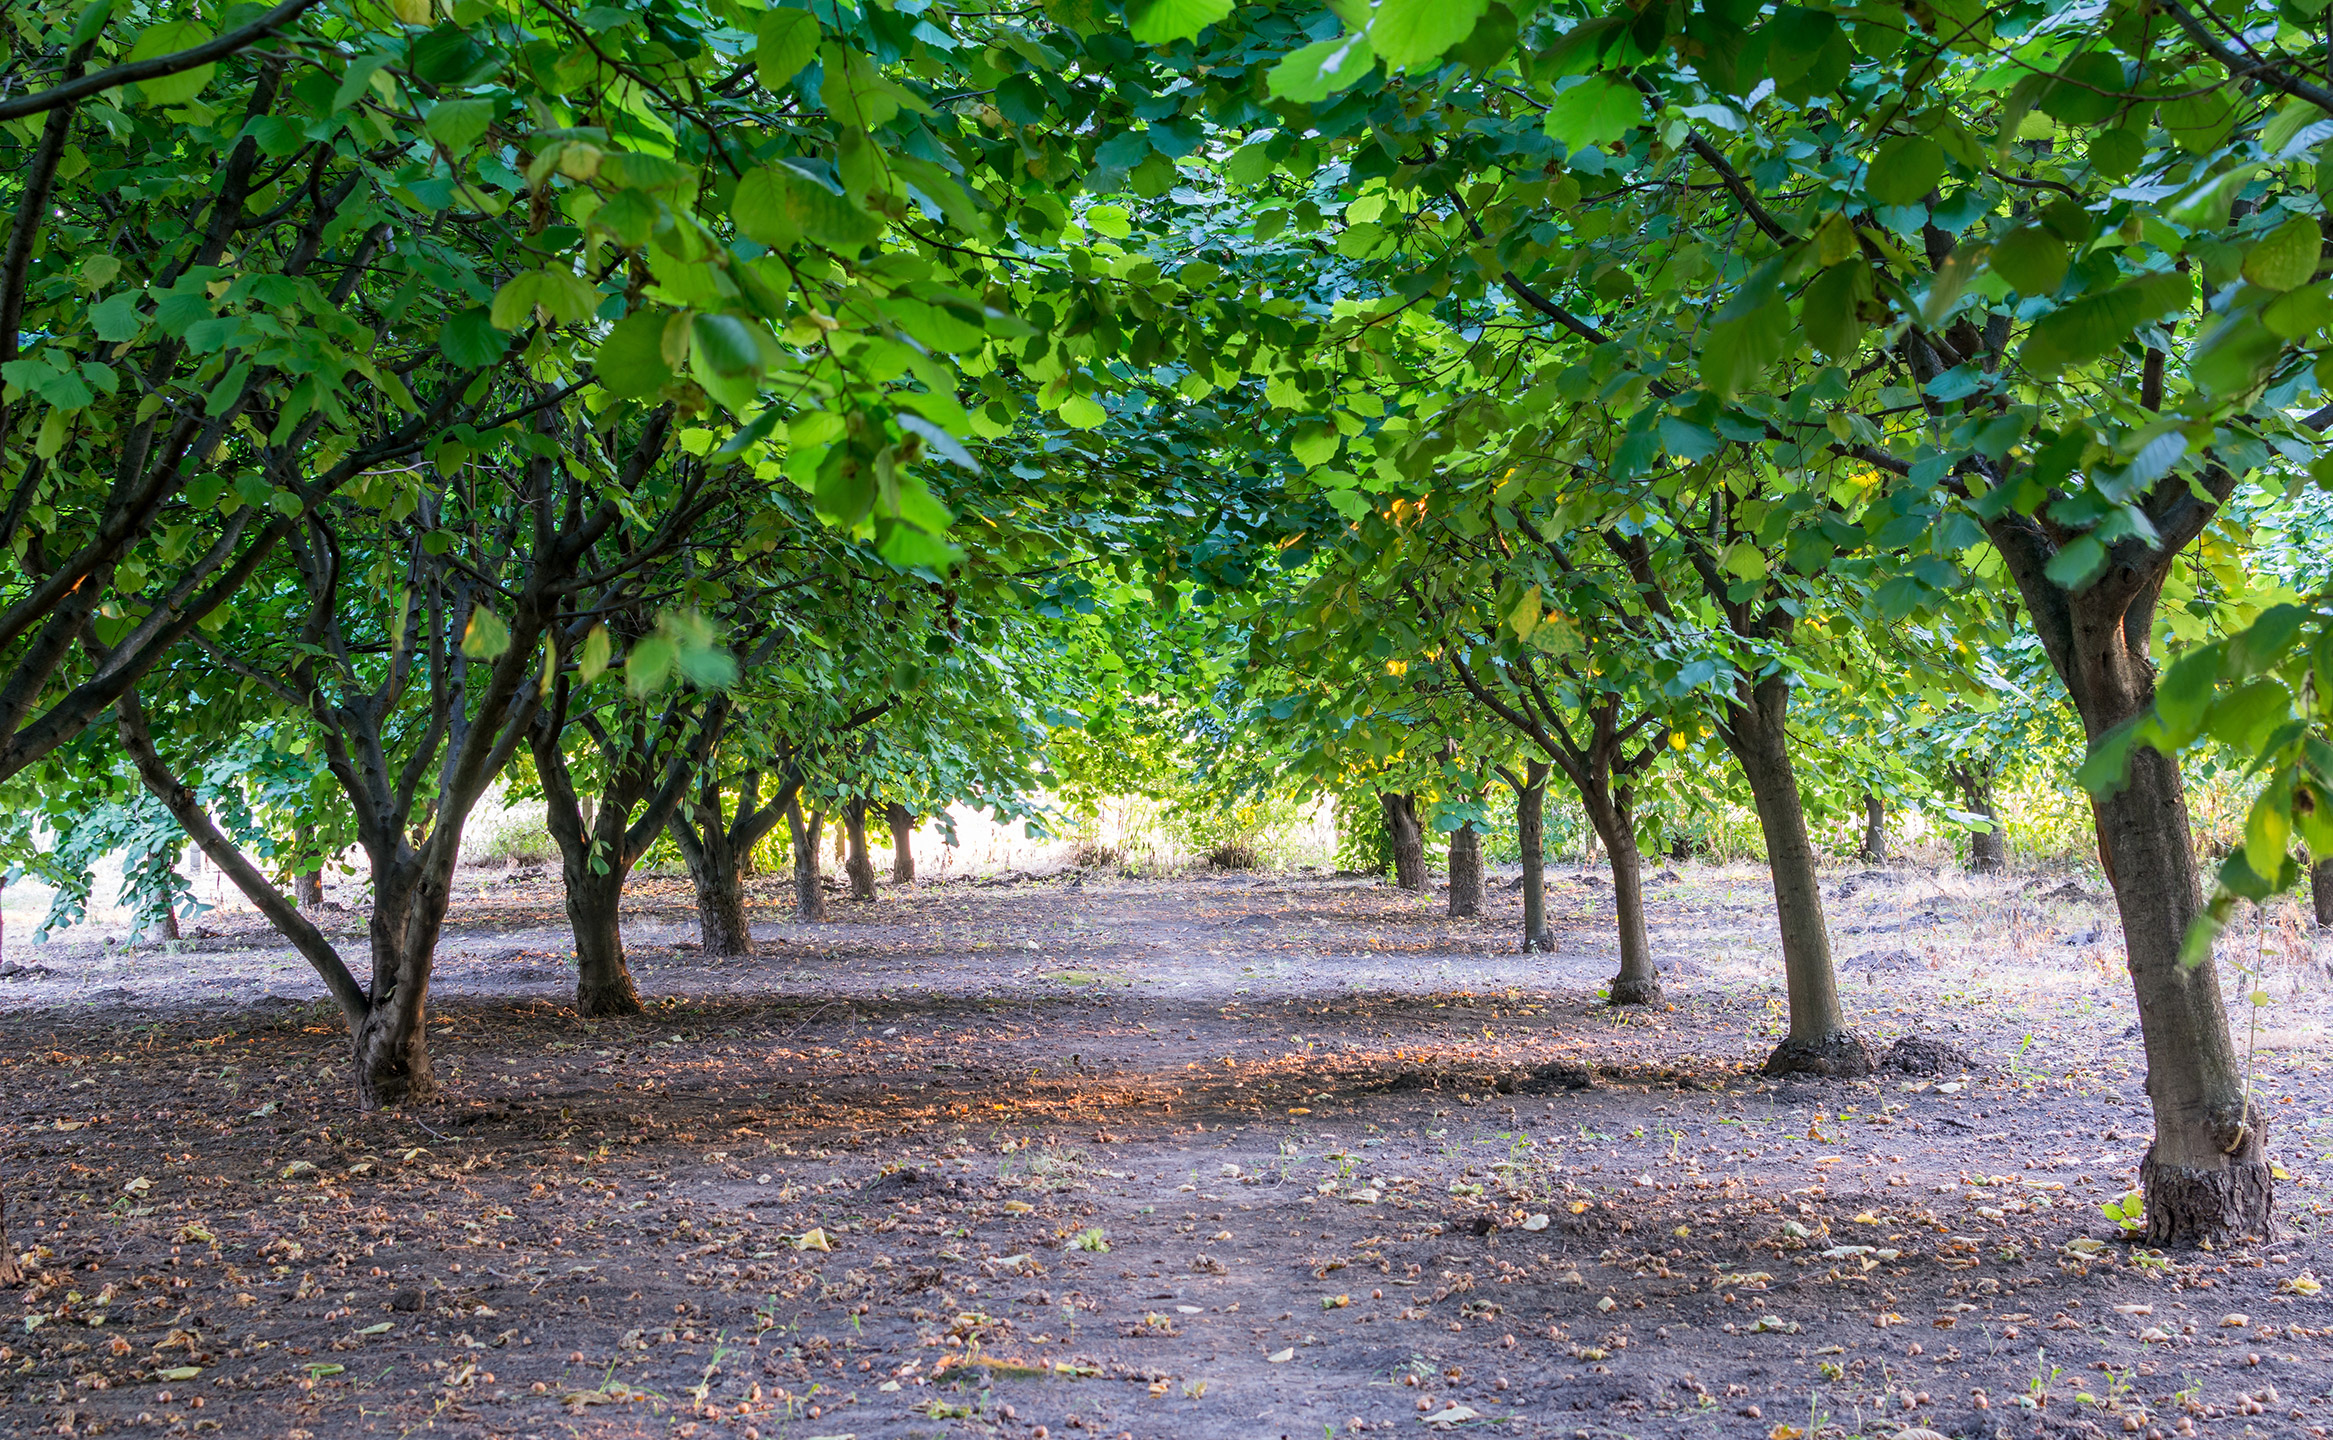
[
  {"left": 0, "top": 1181, "right": 19, "bottom": 1286},
  {"left": 1857, "top": 791, "right": 1886, "bottom": 865},
  {"left": 887, "top": 801, "right": 916, "bottom": 883},
  {"left": 352, "top": 875, "right": 440, "bottom": 1108},
  {"left": 563, "top": 858, "right": 640, "bottom": 1017},
  {"left": 1446, "top": 823, "right": 1483, "bottom": 917},
  {"left": 1380, "top": 792, "right": 1425, "bottom": 892},
  {"left": 843, "top": 797, "right": 877, "bottom": 901},
  {"left": 295, "top": 870, "right": 324, "bottom": 908},
  {"left": 2108, "top": 742, "right": 2272, "bottom": 1244},
  {"left": 1957, "top": 767, "right": 2008, "bottom": 874},
  {"left": 2315, "top": 855, "right": 2332, "bottom": 929},
  {"left": 1728, "top": 674, "right": 1868, "bottom": 1076},
  {"left": 1514, "top": 762, "right": 1552, "bottom": 952},
  {"left": 671, "top": 818, "right": 753, "bottom": 956},
  {"left": 1584, "top": 789, "right": 1660, "bottom": 1007},
  {"left": 789, "top": 798, "right": 828, "bottom": 922}
]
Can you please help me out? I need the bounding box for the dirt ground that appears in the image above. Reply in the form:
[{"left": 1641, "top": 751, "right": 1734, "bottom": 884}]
[{"left": 4, "top": 860, "right": 2332, "bottom": 1440}]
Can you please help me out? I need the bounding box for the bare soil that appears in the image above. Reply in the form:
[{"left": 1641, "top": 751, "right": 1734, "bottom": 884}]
[{"left": 5, "top": 863, "right": 2332, "bottom": 1440}]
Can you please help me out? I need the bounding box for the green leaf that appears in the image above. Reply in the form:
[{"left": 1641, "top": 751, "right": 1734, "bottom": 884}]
[
  {"left": 1721, "top": 542, "right": 1768, "bottom": 581},
  {"left": 2043, "top": 534, "right": 2107, "bottom": 589},
  {"left": 1700, "top": 301, "right": 1789, "bottom": 399},
  {"left": 2019, "top": 271, "right": 2193, "bottom": 375},
  {"left": 462, "top": 606, "right": 513, "bottom": 660},
  {"left": 1127, "top": 0, "right": 1232, "bottom": 44},
  {"left": 2241, "top": 215, "right": 2322, "bottom": 291},
  {"left": 578, "top": 624, "right": 612, "bottom": 682},
  {"left": 1800, "top": 263, "right": 1870, "bottom": 361},
  {"left": 2038, "top": 50, "right": 2126, "bottom": 126},
  {"left": 439, "top": 308, "right": 507, "bottom": 369},
  {"left": 2162, "top": 89, "right": 2238, "bottom": 153},
  {"left": 1369, "top": 0, "right": 1487, "bottom": 72},
  {"left": 1544, "top": 78, "right": 1643, "bottom": 154},
  {"left": 1864, "top": 134, "right": 1945, "bottom": 208},
  {"left": 2189, "top": 312, "right": 2282, "bottom": 397},
  {"left": 1267, "top": 33, "right": 1376, "bottom": 103},
  {"left": 691, "top": 313, "right": 764, "bottom": 377},
  {"left": 2088, "top": 126, "right": 2144, "bottom": 178},
  {"left": 593, "top": 308, "right": 675, "bottom": 398},
  {"left": 1058, "top": 393, "right": 1108, "bottom": 429},
  {"left": 756, "top": 8, "right": 820, "bottom": 89},
  {"left": 625, "top": 636, "right": 675, "bottom": 696},
  {"left": 126, "top": 20, "right": 215, "bottom": 106},
  {"left": 732, "top": 165, "right": 881, "bottom": 253},
  {"left": 424, "top": 98, "right": 496, "bottom": 152},
  {"left": 1291, "top": 422, "right": 1339, "bottom": 469},
  {"left": 1989, "top": 226, "right": 2068, "bottom": 295}
]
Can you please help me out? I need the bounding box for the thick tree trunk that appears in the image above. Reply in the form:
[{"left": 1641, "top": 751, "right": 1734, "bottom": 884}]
[
  {"left": 671, "top": 819, "right": 754, "bottom": 956},
  {"left": 887, "top": 801, "right": 916, "bottom": 883},
  {"left": 1584, "top": 789, "right": 1659, "bottom": 1007},
  {"left": 1446, "top": 823, "right": 1483, "bottom": 917},
  {"left": 1380, "top": 792, "right": 1426, "bottom": 892},
  {"left": 563, "top": 861, "right": 640, "bottom": 1017},
  {"left": 1514, "top": 762, "right": 1552, "bottom": 952},
  {"left": 2105, "top": 743, "right": 2273, "bottom": 1244},
  {"left": 789, "top": 799, "right": 828, "bottom": 922},
  {"left": 1956, "top": 766, "right": 2008, "bottom": 874},
  {"left": 843, "top": 797, "right": 877, "bottom": 901},
  {"left": 352, "top": 875, "right": 440, "bottom": 1108},
  {"left": 2315, "top": 855, "right": 2333, "bottom": 928},
  {"left": 1857, "top": 791, "right": 1886, "bottom": 865},
  {"left": 1729, "top": 675, "right": 1868, "bottom": 1076},
  {"left": 295, "top": 870, "right": 324, "bottom": 908}
]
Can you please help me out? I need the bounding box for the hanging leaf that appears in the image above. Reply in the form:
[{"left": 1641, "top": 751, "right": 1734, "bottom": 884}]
[
  {"left": 578, "top": 624, "right": 612, "bottom": 682},
  {"left": 461, "top": 606, "right": 513, "bottom": 660},
  {"left": 1369, "top": 0, "right": 1487, "bottom": 72},
  {"left": 1127, "top": 0, "right": 1231, "bottom": 45}
]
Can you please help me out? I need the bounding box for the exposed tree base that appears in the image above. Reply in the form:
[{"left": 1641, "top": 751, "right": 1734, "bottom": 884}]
[
  {"left": 577, "top": 971, "right": 644, "bottom": 1018},
  {"left": 354, "top": 1055, "right": 438, "bottom": 1110},
  {"left": 1607, "top": 972, "right": 1662, "bottom": 1007},
  {"left": 2139, "top": 1147, "right": 2277, "bottom": 1248},
  {"left": 1761, "top": 1030, "right": 1874, "bottom": 1079},
  {"left": 1519, "top": 928, "right": 1555, "bottom": 954}
]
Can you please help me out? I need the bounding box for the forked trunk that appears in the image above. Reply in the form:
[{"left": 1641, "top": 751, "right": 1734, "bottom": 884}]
[
  {"left": 1446, "top": 823, "right": 1483, "bottom": 917},
  {"left": 1380, "top": 792, "right": 1426, "bottom": 892},
  {"left": 1584, "top": 787, "right": 1659, "bottom": 1007},
  {"left": 843, "top": 797, "right": 877, "bottom": 901},
  {"left": 1514, "top": 762, "right": 1552, "bottom": 952},
  {"left": 1857, "top": 792, "right": 1886, "bottom": 865},
  {"left": 887, "top": 801, "right": 916, "bottom": 883},
  {"left": 1729, "top": 675, "right": 1867, "bottom": 1076},
  {"left": 672, "top": 819, "right": 754, "bottom": 956},
  {"left": 564, "top": 862, "right": 640, "bottom": 1017},
  {"left": 789, "top": 799, "right": 828, "bottom": 922}
]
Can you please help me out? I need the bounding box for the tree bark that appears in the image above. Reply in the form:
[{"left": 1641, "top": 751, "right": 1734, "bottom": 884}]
[
  {"left": 1446, "top": 823, "right": 1483, "bottom": 917},
  {"left": 1380, "top": 792, "right": 1425, "bottom": 892},
  {"left": 1857, "top": 791, "right": 1886, "bottom": 865},
  {"left": 789, "top": 797, "right": 828, "bottom": 922},
  {"left": 1954, "top": 765, "right": 2008, "bottom": 874},
  {"left": 294, "top": 869, "right": 323, "bottom": 908},
  {"left": 670, "top": 816, "right": 754, "bottom": 956},
  {"left": 887, "top": 801, "right": 916, "bottom": 883},
  {"left": 2315, "top": 855, "right": 2333, "bottom": 929},
  {"left": 1727, "top": 674, "right": 1868, "bottom": 1076},
  {"left": 563, "top": 863, "right": 638, "bottom": 1017},
  {"left": 843, "top": 797, "right": 876, "bottom": 901},
  {"left": 1584, "top": 787, "right": 1660, "bottom": 1007},
  {"left": 0, "top": 1181, "right": 18, "bottom": 1286},
  {"left": 1985, "top": 491, "right": 2271, "bottom": 1245},
  {"left": 350, "top": 869, "right": 442, "bottom": 1107},
  {"left": 1511, "top": 761, "right": 1552, "bottom": 952}
]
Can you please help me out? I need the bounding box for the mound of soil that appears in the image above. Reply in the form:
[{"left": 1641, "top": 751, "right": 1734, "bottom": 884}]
[{"left": 1884, "top": 1034, "right": 1978, "bottom": 1074}]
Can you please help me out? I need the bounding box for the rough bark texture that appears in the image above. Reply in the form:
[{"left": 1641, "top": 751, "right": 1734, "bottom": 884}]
[
  {"left": 1380, "top": 792, "right": 1426, "bottom": 892},
  {"left": 2313, "top": 855, "right": 2331, "bottom": 928},
  {"left": 1513, "top": 764, "right": 1552, "bottom": 952},
  {"left": 1857, "top": 792, "right": 1886, "bottom": 865},
  {"left": 1586, "top": 791, "right": 1660, "bottom": 1007},
  {"left": 672, "top": 820, "right": 754, "bottom": 955},
  {"left": 294, "top": 869, "right": 324, "bottom": 908},
  {"left": 789, "top": 798, "right": 828, "bottom": 922},
  {"left": 843, "top": 797, "right": 877, "bottom": 901},
  {"left": 1728, "top": 674, "right": 1868, "bottom": 1076},
  {"left": 1954, "top": 765, "right": 2008, "bottom": 874},
  {"left": 0, "top": 1185, "right": 19, "bottom": 1286},
  {"left": 563, "top": 864, "right": 640, "bottom": 1017},
  {"left": 1446, "top": 824, "right": 1483, "bottom": 917},
  {"left": 887, "top": 801, "right": 916, "bottom": 883},
  {"left": 352, "top": 877, "right": 441, "bottom": 1108},
  {"left": 1984, "top": 469, "right": 2272, "bottom": 1245}
]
